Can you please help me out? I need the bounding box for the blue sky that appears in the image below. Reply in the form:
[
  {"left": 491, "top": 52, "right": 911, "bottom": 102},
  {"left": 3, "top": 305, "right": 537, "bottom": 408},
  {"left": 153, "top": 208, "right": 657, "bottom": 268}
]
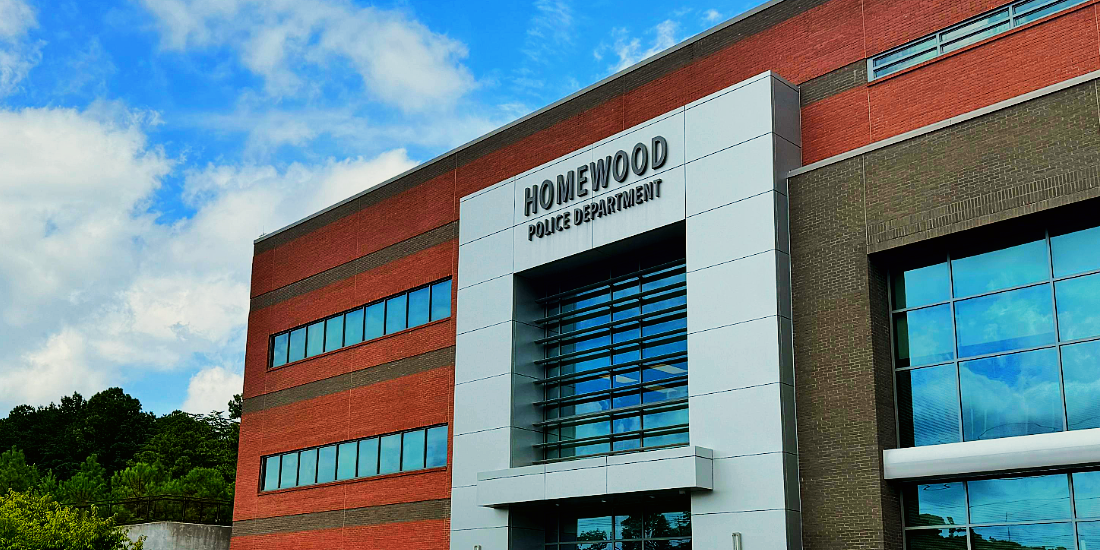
[{"left": 0, "top": 0, "right": 762, "bottom": 416}]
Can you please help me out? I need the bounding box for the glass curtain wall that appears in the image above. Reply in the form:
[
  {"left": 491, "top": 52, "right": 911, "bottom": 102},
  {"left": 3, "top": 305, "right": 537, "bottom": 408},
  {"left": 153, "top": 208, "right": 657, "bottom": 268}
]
[
  {"left": 891, "top": 224, "right": 1100, "bottom": 448},
  {"left": 544, "top": 503, "right": 691, "bottom": 549},
  {"left": 904, "top": 469, "right": 1100, "bottom": 549},
  {"left": 535, "top": 251, "right": 688, "bottom": 461}
]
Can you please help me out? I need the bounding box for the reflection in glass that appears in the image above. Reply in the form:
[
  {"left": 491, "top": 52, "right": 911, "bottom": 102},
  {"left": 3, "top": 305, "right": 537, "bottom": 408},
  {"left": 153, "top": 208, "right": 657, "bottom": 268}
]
[
  {"left": 951, "top": 239, "right": 1049, "bottom": 298},
  {"left": 288, "top": 328, "right": 306, "bottom": 362},
  {"left": 894, "top": 305, "right": 955, "bottom": 367},
  {"left": 407, "top": 287, "right": 430, "bottom": 327},
  {"left": 379, "top": 434, "right": 401, "bottom": 474},
  {"left": 316, "top": 445, "right": 336, "bottom": 484},
  {"left": 306, "top": 321, "right": 325, "bottom": 357},
  {"left": 893, "top": 262, "right": 951, "bottom": 309},
  {"left": 344, "top": 308, "right": 364, "bottom": 346},
  {"left": 960, "top": 349, "right": 1063, "bottom": 441},
  {"left": 905, "top": 528, "right": 968, "bottom": 550},
  {"left": 897, "top": 365, "right": 961, "bottom": 447},
  {"left": 337, "top": 442, "right": 357, "bottom": 481},
  {"left": 1056, "top": 273, "right": 1100, "bottom": 341},
  {"left": 430, "top": 280, "right": 451, "bottom": 321},
  {"left": 357, "top": 438, "right": 379, "bottom": 478},
  {"left": 425, "top": 426, "right": 448, "bottom": 468},
  {"left": 324, "top": 315, "right": 343, "bottom": 353},
  {"left": 1052, "top": 225, "right": 1100, "bottom": 277},
  {"left": 297, "top": 448, "right": 317, "bottom": 486},
  {"left": 904, "top": 483, "right": 967, "bottom": 527},
  {"left": 279, "top": 452, "right": 298, "bottom": 489},
  {"left": 385, "top": 295, "right": 407, "bottom": 334},
  {"left": 401, "top": 429, "right": 426, "bottom": 471},
  {"left": 1062, "top": 340, "right": 1100, "bottom": 430},
  {"left": 263, "top": 455, "right": 280, "bottom": 491},
  {"left": 1078, "top": 520, "right": 1100, "bottom": 548},
  {"left": 1074, "top": 472, "right": 1100, "bottom": 518},
  {"left": 364, "top": 303, "right": 384, "bottom": 340},
  {"left": 970, "top": 522, "right": 1073, "bottom": 550},
  {"left": 1015, "top": 0, "right": 1085, "bottom": 25},
  {"left": 940, "top": 9, "right": 1009, "bottom": 53},
  {"left": 562, "top": 515, "right": 613, "bottom": 543},
  {"left": 272, "top": 333, "right": 289, "bottom": 367},
  {"left": 954, "top": 285, "right": 1055, "bottom": 358},
  {"left": 967, "top": 474, "right": 1071, "bottom": 523}
]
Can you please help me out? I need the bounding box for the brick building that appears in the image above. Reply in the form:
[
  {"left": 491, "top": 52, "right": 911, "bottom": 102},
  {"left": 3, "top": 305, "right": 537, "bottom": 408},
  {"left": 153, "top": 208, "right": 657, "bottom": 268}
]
[{"left": 232, "top": 0, "right": 1100, "bottom": 548}]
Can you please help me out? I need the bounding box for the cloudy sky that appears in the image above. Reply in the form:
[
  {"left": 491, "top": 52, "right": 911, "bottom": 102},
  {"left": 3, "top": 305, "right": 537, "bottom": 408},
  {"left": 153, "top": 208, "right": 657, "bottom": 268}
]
[{"left": 0, "top": 0, "right": 762, "bottom": 416}]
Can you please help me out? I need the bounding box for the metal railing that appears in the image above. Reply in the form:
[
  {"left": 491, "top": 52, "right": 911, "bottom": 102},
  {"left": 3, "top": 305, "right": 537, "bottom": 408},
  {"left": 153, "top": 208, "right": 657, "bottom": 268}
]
[{"left": 67, "top": 496, "right": 232, "bottom": 526}]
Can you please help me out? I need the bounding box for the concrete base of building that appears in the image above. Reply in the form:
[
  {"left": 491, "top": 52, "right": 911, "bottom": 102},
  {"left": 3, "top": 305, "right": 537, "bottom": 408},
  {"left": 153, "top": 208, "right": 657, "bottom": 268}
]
[{"left": 123, "top": 522, "right": 231, "bottom": 550}]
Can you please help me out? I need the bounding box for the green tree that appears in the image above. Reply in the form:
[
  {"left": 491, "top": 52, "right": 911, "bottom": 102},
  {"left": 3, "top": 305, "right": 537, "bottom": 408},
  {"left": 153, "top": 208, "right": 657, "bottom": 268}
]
[
  {"left": 0, "top": 490, "right": 142, "bottom": 550},
  {"left": 58, "top": 456, "right": 109, "bottom": 505},
  {"left": 109, "top": 463, "right": 165, "bottom": 500},
  {"left": 159, "top": 467, "right": 230, "bottom": 501},
  {"left": 0, "top": 448, "right": 39, "bottom": 494},
  {"left": 80, "top": 389, "right": 155, "bottom": 477},
  {"left": 228, "top": 394, "right": 242, "bottom": 421},
  {"left": 135, "top": 411, "right": 237, "bottom": 481}
]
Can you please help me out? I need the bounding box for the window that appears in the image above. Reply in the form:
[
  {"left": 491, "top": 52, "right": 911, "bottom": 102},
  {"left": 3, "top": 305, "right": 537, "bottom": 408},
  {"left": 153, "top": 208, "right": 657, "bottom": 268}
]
[
  {"left": 869, "top": 0, "right": 1089, "bottom": 80},
  {"left": 537, "top": 256, "right": 688, "bottom": 461},
  {"left": 544, "top": 504, "right": 691, "bottom": 549},
  {"left": 267, "top": 278, "right": 452, "bottom": 368},
  {"left": 892, "top": 224, "right": 1100, "bottom": 448},
  {"left": 259, "top": 425, "right": 449, "bottom": 492},
  {"left": 903, "top": 470, "right": 1100, "bottom": 549}
]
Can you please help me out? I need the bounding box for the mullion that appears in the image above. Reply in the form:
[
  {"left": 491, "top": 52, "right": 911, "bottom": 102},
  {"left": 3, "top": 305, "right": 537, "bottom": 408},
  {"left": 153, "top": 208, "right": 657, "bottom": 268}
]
[
  {"left": 536, "top": 259, "right": 683, "bottom": 305},
  {"left": 536, "top": 376, "right": 688, "bottom": 408},
  {"left": 537, "top": 401, "right": 688, "bottom": 429},
  {"left": 536, "top": 328, "right": 686, "bottom": 366},
  {"left": 537, "top": 281, "right": 685, "bottom": 326},
  {"left": 537, "top": 303, "right": 686, "bottom": 346},
  {"left": 538, "top": 351, "right": 687, "bottom": 386}
]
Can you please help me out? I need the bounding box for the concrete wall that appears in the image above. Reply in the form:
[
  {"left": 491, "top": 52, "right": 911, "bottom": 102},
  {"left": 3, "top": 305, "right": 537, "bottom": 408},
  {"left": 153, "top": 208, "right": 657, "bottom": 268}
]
[{"left": 124, "top": 522, "right": 231, "bottom": 550}]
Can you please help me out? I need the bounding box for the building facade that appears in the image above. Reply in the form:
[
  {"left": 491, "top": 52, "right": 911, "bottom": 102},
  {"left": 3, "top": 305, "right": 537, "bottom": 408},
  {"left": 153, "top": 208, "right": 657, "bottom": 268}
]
[{"left": 232, "top": 0, "right": 1100, "bottom": 548}]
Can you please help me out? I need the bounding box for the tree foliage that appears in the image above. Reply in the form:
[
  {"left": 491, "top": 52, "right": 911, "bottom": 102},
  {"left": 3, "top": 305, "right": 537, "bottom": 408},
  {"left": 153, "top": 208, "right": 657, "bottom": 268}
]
[
  {"left": 0, "top": 490, "right": 143, "bottom": 550},
  {"left": 0, "top": 448, "right": 39, "bottom": 495}
]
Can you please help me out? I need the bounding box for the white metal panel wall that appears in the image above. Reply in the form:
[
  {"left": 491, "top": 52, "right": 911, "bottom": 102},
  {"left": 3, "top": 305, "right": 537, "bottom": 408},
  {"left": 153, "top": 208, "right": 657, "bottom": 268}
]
[
  {"left": 683, "top": 73, "right": 803, "bottom": 550},
  {"left": 453, "top": 71, "right": 802, "bottom": 550}
]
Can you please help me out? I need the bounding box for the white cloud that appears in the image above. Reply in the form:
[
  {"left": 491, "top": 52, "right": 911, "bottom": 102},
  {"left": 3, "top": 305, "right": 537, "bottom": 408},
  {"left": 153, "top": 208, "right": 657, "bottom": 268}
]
[
  {"left": 139, "top": 0, "right": 477, "bottom": 113},
  {"left": 523, "top": 0, "right": 574, "bottom": 63},
  {"left": 702, "top": 9, "right": 723, "bottom": 23},
  {"left": 182, "top": 366, "right": 244, "bottom": 414},
  {"left": 0, "top": 102, "right": 419, "bottom": 414},
  {"left": 596, "top": 20, "right": 680, "bottom": 74},
  {"left": 0, "top": 0, "right": 42, "bottom": 98}
]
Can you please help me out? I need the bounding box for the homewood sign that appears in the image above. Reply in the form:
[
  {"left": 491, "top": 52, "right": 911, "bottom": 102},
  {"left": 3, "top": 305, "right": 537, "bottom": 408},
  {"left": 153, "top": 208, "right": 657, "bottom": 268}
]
[{"left": 524, "top": 136, "right": 668, "bottom": 241}]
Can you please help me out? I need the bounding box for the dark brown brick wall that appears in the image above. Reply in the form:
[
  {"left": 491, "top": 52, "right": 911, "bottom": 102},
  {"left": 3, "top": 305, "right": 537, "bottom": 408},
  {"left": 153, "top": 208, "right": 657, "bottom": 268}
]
[{"left": 790, "top": 78, "right": 1100, "bottom": 550}]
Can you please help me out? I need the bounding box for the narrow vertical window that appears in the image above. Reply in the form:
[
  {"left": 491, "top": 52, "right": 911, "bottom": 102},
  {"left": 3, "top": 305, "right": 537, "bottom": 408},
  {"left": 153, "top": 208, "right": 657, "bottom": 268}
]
[
  {"left": 379, "top": 434, "right": 402, "bottom": 474},
  {"left": 385, "top": 295, "right": 407, "bottom": 334},
  {"left": 288, "top": 328, "right": 307, "bottom": 362},
  {"left": 279, "top": 452, "right": 298, "bottom": 489},
  {"left": 337, "top": 442, "right": 357, "bottom": 481},
  {"left": 344, "top": 308, "right": 365, "bottom": 346},
  {"left": 364, "top": 303, "right": 385, "bottom": 340},
  {"left": 263, "top": 455, "right": 280, "bottom": 491},
  {"left": 306, "top": 321, "right": 325, "bottom": 357},
  {"left": 407, "top": 287, "right": 430, "bottom": 328},
  {"left": 297, "top": 448, "right": 317, "bottom": 486},
  {"left": 316, "top": 445, "right": 337, "bottom": 484},
  {"left": 358, "top": 438, "right": 379, "bottom": 478},
  {"left": 430, "top": 279, "right": 452, "bottom": 320},
  {"left": 324, "top": 315, "right": 344, "bottom": 353},
  {"left": 401, "top": 429, "right": 426, "bottom": 471},
  {"left": 425, "top": 425, "right": 448, "bottom": 468},
  {"left": 271, "top": 333, "right": 289, "bottom": 368}
]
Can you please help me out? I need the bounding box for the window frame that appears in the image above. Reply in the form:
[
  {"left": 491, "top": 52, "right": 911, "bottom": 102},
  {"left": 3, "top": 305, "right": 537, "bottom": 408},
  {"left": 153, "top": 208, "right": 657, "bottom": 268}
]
[
  {"left": 868, "top": 0, "right": 1089, "bottom": 80},
  {"left": 537, "top": 258, "right": 689, "bottom": 463},
  {"left": 259, "top": 424, "right": 449, "bottom": 493},
  {"left": 889, "top": 228, "right": 1100, "bottom": 449},
  {"left": 266, "top": 278, "right": 452, "bottom": 370}
]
